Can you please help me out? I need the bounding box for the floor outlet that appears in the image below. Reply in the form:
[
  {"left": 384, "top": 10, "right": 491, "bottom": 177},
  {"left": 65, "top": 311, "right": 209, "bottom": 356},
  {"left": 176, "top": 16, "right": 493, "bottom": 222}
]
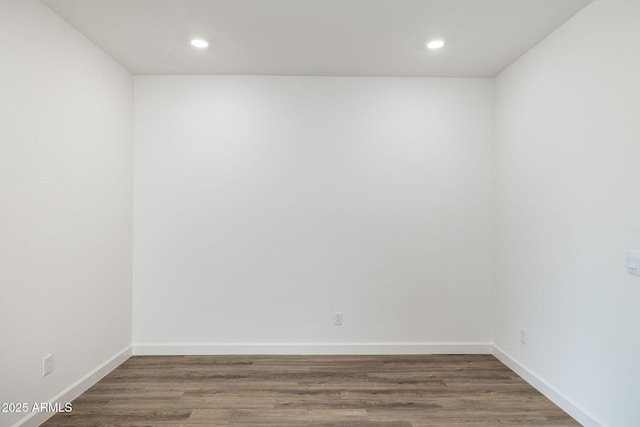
[{"left": 43, "top": 354, "right": 53, "bottom": 376}]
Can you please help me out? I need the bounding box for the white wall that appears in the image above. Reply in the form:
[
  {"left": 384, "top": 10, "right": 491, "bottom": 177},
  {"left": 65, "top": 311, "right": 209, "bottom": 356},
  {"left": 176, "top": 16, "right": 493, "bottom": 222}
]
[
  {"left": 7, "top": 0, "right": 637, "bottom": 424},
  {"left": 0, "top": 1, "right": 133, "bottom": 426},
  {"left": 493, "top": 0, "right": 640, "bottom": 425},
  {"left": 133, "top": 76, "right": 493, "bottom": 353}
]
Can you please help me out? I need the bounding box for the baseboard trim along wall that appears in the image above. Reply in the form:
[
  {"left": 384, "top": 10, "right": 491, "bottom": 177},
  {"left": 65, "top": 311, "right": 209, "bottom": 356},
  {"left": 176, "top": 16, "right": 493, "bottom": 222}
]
[
  {"left": 15, "top": 345, "right": 132, "bottom": 427},
  {"left": 133, "top": 342, "right": 493, "bottom": 356},
  {"left": 491, "top": 345, "right": 605, "bottom": 427},
  {"left": 13, "top": 344, "right": 604, "bottom": 426}
]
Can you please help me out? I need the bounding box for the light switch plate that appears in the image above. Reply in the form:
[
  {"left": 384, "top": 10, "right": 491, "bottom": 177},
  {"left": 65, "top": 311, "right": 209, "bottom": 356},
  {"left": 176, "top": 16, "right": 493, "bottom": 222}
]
[{"left": 627, "top": 250, "right": 640, "bottom": 276}]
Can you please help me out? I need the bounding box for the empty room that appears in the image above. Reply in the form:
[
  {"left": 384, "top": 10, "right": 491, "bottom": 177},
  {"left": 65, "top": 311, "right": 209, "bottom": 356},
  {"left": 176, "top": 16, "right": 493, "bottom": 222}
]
[{"left": 1, "top": 0, "right": 639, "bottom": 426}]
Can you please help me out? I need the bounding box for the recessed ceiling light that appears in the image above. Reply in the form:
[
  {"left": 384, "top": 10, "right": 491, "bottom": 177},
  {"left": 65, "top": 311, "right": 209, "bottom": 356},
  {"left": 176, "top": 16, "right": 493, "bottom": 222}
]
[
  {"left": 190, "top": 38, "right": 209, "bottom": 48},
  {"left": 426, "top": 40, "right": 445, "bottom": 49}
]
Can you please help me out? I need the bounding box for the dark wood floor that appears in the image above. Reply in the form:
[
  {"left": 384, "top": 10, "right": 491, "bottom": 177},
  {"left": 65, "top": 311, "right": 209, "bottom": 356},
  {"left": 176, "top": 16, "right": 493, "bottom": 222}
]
[{"left": 42, "top": 355, "right": 579, "bottom": 426}]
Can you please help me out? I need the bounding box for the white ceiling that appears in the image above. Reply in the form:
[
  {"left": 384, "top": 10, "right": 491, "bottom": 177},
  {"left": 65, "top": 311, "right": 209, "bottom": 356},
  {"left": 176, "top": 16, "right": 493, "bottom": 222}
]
[{"left": 41, "top": 0, "right": 591, "bottom": 77}]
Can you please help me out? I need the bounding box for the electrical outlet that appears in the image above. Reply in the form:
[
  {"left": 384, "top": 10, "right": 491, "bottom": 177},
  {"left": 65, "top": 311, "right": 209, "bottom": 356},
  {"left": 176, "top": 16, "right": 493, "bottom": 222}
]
[
  {"left": 334, "top": 312, "right": 343, "bottom": 326},
  {"left": 628, "top": 250, "right": 640, "bottom": 276},
  {"left": 43, "top": 354, "right": 53, "bottom": 376},
  {"left": 520, "top": 328, "right": 527, "bottom": 344}
]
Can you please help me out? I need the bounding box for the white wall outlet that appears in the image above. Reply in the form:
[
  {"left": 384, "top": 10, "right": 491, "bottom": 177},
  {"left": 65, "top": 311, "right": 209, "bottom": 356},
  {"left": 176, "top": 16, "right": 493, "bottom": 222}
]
[
  {"left": 520, "top": 328, "right": 527, "bottom": 344},
  {"left": 334, "top": 312, "right": 343, "bottom": 326},
  {"left": 627, "top": 250, "right": 640, "bottom": 276},
  {"left": 43, "top": 354, "right": 53, "bottom": 376}
]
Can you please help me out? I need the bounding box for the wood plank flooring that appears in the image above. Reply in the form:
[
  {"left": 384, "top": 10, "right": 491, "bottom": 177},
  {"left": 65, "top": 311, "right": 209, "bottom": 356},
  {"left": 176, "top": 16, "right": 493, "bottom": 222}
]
[{"left": 42, "top": 355, "right": 580, "bottom": 426}]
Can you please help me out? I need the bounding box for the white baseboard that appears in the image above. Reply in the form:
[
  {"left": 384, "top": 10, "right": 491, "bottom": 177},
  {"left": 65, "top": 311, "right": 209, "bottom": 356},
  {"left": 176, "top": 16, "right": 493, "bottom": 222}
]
[
  {"left": 133, "top": 342, "right": 493, "bottom": 355},
  {"left": 492, "top": 345, "right": 605, "bottom": 427},
  {"left": 12, "top": 343, "right": 602, "bottom": 427},
  {"left": 15, "top": 345, "right": 132, "bottom": 427}
]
